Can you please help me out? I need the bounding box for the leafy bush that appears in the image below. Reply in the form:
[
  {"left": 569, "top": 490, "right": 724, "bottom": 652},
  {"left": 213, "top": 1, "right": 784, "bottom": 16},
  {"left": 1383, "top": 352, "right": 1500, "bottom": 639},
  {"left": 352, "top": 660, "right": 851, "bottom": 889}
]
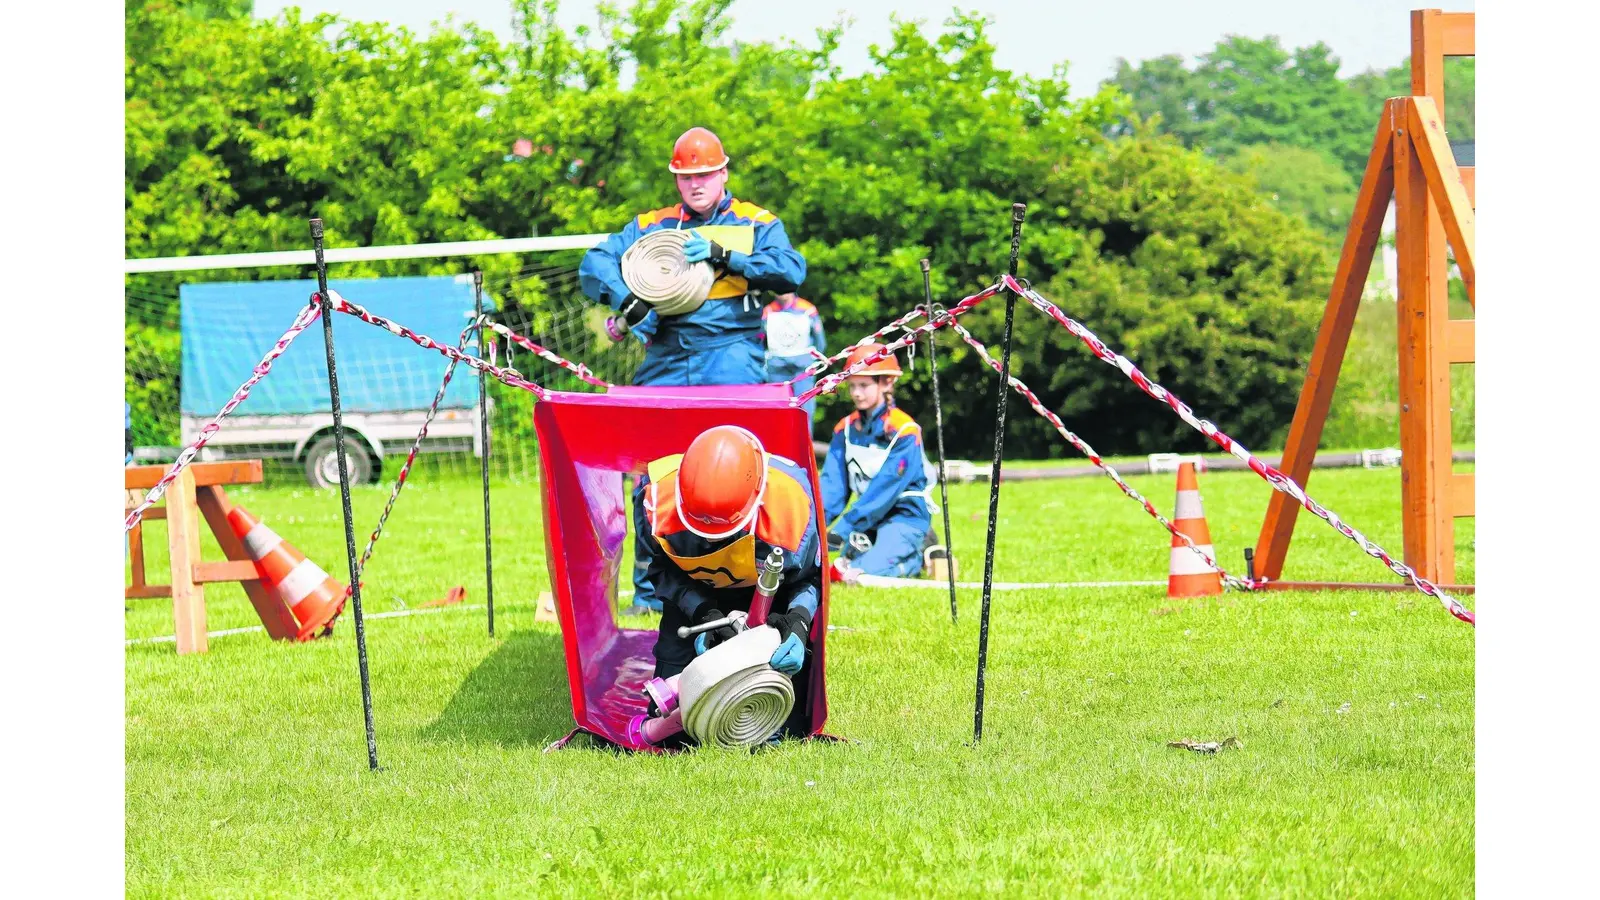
[{"left": 127, "top": 1, "right": 1336, "bottom": 458}]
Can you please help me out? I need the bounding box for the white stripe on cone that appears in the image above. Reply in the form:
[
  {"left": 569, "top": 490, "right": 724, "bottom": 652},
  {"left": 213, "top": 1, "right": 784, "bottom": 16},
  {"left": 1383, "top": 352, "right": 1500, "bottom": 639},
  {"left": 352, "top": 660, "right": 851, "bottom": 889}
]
[
  {"left": 278, "top": 558, "right": 332, "bottom": 607},
  {"left": 1174, "top": 489, "right": 1204, "bottom": 521},
  {"left": 242, "top": 522, "right": 283, "bottom": 560},
  {"left": 1169, "top": 544, "right": 1219, "bottom": 576}
]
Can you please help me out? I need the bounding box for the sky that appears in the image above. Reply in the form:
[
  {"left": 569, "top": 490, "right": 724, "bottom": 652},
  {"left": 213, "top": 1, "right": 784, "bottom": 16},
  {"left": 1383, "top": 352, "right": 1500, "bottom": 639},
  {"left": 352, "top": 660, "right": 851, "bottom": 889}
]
[{"left": 254, "top": 0, "right": 1475, "bottom": 97}]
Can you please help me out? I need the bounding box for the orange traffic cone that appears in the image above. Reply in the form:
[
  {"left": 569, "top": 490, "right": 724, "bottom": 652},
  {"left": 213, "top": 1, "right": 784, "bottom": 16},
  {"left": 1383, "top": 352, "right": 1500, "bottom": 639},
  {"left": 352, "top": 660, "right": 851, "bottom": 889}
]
[
  {"left": 1167, "top": 462, "right": 1223, "bottom": 598},
  {"left": 226, "top": 506, "right": 349, "bottom": 641}
]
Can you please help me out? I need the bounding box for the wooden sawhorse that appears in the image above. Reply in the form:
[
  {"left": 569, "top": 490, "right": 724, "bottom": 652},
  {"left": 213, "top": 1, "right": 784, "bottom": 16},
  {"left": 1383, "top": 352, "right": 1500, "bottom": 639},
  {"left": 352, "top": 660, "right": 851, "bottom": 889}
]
[{"left": 125, "top": 460, "right": 296, "bottom": 654}]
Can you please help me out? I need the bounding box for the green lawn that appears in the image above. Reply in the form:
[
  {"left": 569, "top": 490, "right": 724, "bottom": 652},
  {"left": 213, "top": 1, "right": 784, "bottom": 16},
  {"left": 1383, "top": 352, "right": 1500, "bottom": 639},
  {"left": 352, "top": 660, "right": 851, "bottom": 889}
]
[{"left": 126, "top": 465, "right": 1474, "bottom": 897}]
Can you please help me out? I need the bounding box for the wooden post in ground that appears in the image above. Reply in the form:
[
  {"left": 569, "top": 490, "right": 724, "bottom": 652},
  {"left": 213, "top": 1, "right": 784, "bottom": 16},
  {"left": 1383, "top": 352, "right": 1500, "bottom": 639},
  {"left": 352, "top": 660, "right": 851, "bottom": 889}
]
[
  {"left": 164, "top": 466, "right": 207, "bottom": 655},
  {"left": 1394, "top": 100, "right": 1454, "bottom": 583}
]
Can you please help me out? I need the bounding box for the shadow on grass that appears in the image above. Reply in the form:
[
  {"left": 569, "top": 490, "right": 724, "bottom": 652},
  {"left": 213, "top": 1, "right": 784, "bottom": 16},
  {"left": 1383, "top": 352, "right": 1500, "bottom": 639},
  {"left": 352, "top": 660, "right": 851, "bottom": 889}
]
[{"left": 420, "top": 629, "right": 577, "bottom": 747}]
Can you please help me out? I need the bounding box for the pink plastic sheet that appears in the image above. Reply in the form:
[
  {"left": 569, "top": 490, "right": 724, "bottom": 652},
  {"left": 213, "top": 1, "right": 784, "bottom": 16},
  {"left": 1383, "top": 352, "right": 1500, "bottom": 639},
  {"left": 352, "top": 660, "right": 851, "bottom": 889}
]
[{"left": 533, "top": 384, "right": 830, "bottom": 751}]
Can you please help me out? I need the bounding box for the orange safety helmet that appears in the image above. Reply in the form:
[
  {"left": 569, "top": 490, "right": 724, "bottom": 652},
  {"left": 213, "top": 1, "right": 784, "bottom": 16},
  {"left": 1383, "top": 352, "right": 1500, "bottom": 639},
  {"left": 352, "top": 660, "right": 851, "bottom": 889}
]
[
  {"left": 669, "top": 127, "right": 730, "bottom": 175},
  {"left": 676, "top": 425, "right": 768, "bottom": 540},
  {"left": 844, "top": 342, "right": 903, "bottom": 379}
]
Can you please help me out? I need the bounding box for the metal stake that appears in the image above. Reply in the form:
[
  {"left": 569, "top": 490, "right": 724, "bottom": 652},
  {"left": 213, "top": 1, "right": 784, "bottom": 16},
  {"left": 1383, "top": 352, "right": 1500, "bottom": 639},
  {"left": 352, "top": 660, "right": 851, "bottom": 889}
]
[
  {"left": 474, "top": 271, "right": 495, "bottom": 637},
  {"left": 974, "top": 203, "right": 1026, "bottom": 745},
  {"left": 920, "top": 259, "right": 959, "bottom": 625},
  {"left": 310, "top": 218, "right": 380, "bottom": 772}
]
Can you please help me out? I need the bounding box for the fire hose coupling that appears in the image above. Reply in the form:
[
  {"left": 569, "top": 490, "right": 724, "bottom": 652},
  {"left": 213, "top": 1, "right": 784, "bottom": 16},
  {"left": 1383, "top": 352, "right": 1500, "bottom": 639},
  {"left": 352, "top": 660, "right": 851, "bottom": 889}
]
[
  {"left": 676, "top": 610, "right": 748, "bottom": 640},
  {"left": 628, "top": 708, "right": 684, "bottom": 746},
  {"left": 644, "top": 674, "right": 682, "bottom": 716}
]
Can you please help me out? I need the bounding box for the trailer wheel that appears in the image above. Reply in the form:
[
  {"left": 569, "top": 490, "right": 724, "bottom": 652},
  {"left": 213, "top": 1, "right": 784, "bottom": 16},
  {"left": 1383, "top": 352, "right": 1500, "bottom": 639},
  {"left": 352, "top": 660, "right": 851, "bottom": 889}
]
[{"left": 304, "top": 435, "right": 373, "bottom": 489}]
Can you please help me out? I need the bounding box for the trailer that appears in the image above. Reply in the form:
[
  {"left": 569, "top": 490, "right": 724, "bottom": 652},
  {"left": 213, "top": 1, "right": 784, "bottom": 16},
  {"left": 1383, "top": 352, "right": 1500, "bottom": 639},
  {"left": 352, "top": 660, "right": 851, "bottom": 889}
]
[{"left": 180, "top": 274, "right": 488, "bottom": 488}]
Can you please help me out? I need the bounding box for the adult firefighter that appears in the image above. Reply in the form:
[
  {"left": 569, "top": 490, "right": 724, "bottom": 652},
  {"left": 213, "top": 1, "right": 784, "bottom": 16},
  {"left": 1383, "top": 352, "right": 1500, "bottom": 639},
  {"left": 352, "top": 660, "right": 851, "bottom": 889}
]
[
  {"left": 578, "top": 127, "right": 808, "bottom": 615},
  {"left": 820, "top": 343, "right": 935, "bottom": 582}
]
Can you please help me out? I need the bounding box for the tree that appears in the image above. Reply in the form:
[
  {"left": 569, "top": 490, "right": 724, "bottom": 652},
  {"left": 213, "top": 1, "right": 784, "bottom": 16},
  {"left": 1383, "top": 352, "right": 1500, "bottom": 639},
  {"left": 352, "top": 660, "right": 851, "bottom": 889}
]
[
  {"left": 1348, "top": 57, "right": 1474, "bottom": 145},
  {"left": 1225, "top": 143, "right": 1356, "bottom": 238},
  {"left": 1107, "top": 36, "right": 1373, "bottom": 179},
  {"left": 126, "top": 2, "right": 1335, "bottom": 456}
]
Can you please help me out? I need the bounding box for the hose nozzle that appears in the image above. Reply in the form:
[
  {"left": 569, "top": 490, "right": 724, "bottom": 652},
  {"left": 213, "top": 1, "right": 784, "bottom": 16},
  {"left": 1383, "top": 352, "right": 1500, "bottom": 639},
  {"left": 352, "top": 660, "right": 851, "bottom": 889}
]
[
  {"left": 758, "top": 547, "right": 784, "bottom": 594},
  {"left": 747, "top": 547, "right": 785, "bottom": 627}
]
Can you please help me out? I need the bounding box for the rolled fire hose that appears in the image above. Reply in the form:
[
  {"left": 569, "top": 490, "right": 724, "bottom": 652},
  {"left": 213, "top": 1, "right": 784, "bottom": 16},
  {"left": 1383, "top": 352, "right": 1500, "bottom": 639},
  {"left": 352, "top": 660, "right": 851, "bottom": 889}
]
[
  {"left": 620, "top": 229, "right": 716, "bottom": 317},
  {"left": 677, "top": 626, "right": 795, "bottom": 750}
]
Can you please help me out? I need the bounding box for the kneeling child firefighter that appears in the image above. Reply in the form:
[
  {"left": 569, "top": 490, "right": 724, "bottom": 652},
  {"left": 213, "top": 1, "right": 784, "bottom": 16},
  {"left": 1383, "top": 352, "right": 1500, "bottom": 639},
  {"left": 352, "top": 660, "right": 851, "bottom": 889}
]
[{"left": 640, "top": 425, "right": 823, "bottom": 739}]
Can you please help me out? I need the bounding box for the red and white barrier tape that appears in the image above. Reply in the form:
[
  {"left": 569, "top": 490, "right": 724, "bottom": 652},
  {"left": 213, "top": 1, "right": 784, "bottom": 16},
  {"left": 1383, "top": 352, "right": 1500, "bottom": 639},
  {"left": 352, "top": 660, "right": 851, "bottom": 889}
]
[
  {"left": 325, "top": 290, "right": 549, "bottom": 400},
  {"left": 785, "top": 306, "right": 929, "bottom": 385},
  {"left": 482, "top": 319, "right": 610, "bottom": 388},
  {"left": 124, "top": 301, "right": 323, "bottom": 532},
  {"left": 947, "top": 317, "right": 1252, "bottom": 591},
  {"left": 795, "top": 281, "right": 1004, "bottom": 404},
  {"left": 1004, "top": 275, "right": 1474, "bottom": 626},
  {"left": 351, "top": 319, "right": 479, "bottom": 586}
]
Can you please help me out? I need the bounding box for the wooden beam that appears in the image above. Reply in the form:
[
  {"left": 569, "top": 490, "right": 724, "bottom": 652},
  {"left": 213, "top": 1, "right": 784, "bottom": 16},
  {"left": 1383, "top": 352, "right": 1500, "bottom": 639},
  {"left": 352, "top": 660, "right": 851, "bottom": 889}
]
[
  {"left": 195, "top": 485, "right": 298, "bottom": 641},
  {"left": 1254, "top": 102, "right": 1398, "bottom": 581},
  {"left": 125, "top": 585, "right": 173, "bottom": 600},
  {"left": 128, "top": 519, "right": 147, "bottom": 593},
  {"left": 1460, "top": 167, "right": 1475, "bottom": 208},
  {"left": 1261, "top": 580, "right": 1474, "bottom": 594},
  {"left": 1405, "top": 97, "right": 1476, "bottom": 303},
  {"left": 192, "top": 560, "right": 262, "bottom": 584},
  {"left": 1412, "top": 10, "right": 1447, "bottom": 124},
  {"left": 1440, "top": 12, "right": 1475, "bottom": 56},
  {"left": 1446, "top": 320, "right": 1475, "bottom": 363},
  {"left": 165, "top": 466, "right": 207, "bottom": 655},
  {"left": 1450, "top": 473, "right": 1475, "bottom": 518},
  {"left": 1394, "top": 112, "right": 1458, "bottom": 584},
  {"left": 124, "top": 460, "right": 264, "bottom": 491}
]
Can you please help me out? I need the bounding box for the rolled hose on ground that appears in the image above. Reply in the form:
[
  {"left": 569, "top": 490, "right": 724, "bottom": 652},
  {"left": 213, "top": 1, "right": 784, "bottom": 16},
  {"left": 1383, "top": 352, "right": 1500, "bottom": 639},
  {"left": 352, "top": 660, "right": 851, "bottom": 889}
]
[
  {"left": 677, "top": 626, "right": 795, "bottom": 749},
  {"left": 620, "top": 229, "right": 716, "bottom": 317}
]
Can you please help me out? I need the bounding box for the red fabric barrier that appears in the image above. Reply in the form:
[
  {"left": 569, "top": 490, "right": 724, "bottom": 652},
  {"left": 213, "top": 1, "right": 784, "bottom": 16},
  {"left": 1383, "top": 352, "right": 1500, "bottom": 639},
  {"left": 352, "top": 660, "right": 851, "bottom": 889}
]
[{"left": 533, "top": 384, "right": 830, "bottom": 751}]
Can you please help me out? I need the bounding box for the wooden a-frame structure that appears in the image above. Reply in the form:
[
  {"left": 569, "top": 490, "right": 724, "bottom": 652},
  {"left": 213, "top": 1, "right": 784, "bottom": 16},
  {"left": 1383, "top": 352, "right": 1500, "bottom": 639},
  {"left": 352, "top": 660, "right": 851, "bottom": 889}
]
[{"left": 1255, "top": 9, "right": 1476, "bottom": 591}]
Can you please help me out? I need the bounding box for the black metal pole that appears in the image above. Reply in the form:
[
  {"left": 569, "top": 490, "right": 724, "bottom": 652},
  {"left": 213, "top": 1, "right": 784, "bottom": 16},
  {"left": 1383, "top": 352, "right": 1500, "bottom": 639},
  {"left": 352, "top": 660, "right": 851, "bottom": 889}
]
[
  {"left": 973, "top": 203, "right": 1026, "bottom": 745},
  {"left": 310, "top": 218, "right": 380, "bottom": 772},
  {"left": 474, "top": 271, "right": 495, "bottom": 638},
  {"left": 920, "top": 259, "right": 958, "bottom": 625}
]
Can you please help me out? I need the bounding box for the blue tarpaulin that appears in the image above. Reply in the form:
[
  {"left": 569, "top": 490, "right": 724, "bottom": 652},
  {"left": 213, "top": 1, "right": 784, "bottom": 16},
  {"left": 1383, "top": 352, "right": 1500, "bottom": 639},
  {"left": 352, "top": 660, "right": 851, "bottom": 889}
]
[{"left": 180, "top": 275, "right": 491, "bottom": 417}]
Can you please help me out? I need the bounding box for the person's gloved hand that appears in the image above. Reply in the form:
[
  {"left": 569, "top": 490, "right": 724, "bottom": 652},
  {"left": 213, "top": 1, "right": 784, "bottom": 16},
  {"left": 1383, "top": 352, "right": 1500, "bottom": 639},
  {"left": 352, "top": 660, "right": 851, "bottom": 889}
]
[
  {"left": 826, "top": 531, "right": 844, "bottom": 554},
  {"left": 606, "top": 295, "right": 655, "bottom": 343},
  {"left": 765, "top": 608, "right": 813, "bottom": 676},
  {"left": 682, "top": 230, "right": 729, "bottom": 267},
  {"left": 691, "top": 605, "right": 739, "bottom": 656}
]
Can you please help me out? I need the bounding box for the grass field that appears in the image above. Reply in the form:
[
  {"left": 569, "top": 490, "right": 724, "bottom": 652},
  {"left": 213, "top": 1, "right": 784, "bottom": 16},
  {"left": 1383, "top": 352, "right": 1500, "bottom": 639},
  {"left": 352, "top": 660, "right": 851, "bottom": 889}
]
[{"left": 126, "top": 464, "right": 1474, "bottom": 897}]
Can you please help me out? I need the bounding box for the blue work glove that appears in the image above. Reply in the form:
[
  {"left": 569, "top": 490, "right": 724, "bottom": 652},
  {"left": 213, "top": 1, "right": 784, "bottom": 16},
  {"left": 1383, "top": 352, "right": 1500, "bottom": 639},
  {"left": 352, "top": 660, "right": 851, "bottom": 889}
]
[
  {"left": 766, "top": 608, "right": 813, "bottom": 676},
  {"left": 681, "top": 229, "right": 729, "bottom": 267}
]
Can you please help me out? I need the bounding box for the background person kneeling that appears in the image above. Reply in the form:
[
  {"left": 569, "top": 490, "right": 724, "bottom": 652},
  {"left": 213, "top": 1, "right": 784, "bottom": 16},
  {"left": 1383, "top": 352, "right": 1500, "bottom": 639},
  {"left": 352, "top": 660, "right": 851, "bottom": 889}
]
[{"left": 820, "top": 344, "right": 935, "bottom": 583}]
